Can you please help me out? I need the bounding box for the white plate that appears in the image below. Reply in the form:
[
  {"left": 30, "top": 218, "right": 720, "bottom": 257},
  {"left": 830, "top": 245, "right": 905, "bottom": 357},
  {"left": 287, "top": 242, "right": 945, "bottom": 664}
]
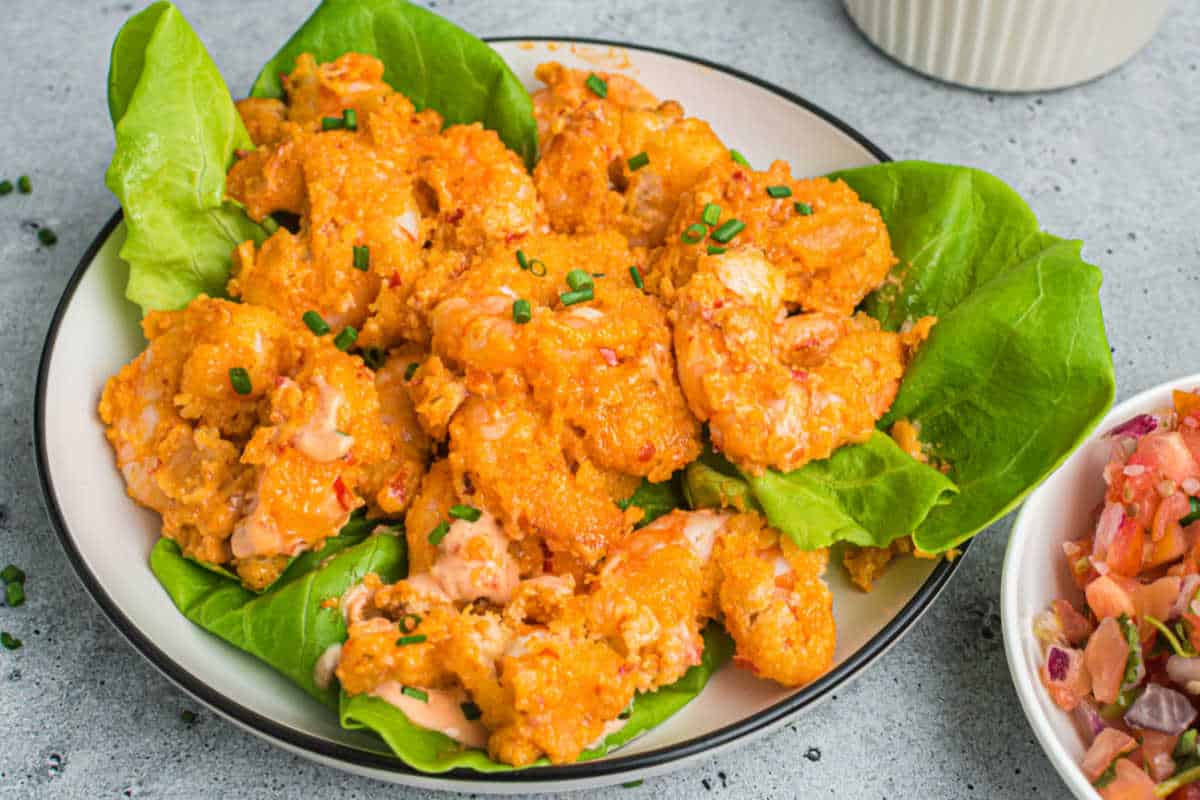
[
  {"left": 35, "top": 37, "right": 967, "bottom": 792},
  {"left": 1002, "top": 374, "right": 1200, "bottom": 800}
]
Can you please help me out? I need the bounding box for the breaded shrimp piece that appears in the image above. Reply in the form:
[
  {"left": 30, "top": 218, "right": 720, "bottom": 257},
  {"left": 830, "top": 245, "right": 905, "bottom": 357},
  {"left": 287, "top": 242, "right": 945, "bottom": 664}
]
[
  {"left": 672, "top": 248, "right": 927, "bottom": 474},
  {"left": 533, "top": 97, "right": 728, "bottom": 247},
  {"left": 448, "top": 375, "right": 640, "bottom": 566},
  {"left": 531, "top": 61, "right": 659, "bottom": 141},
  {"left": 417, "top": 124, "right": 546, "bottom": 253},
  {"left": 713, "top": 513, "right": 835, "bottom": 686},
  {"left": 233, "top": 344, "right": 392, "bottom": 586},
  {"left": 281, "top": 53, "right": 396, "bottom": 131},
  {"left": 360, "top": 248, "right": 471, "bottom": 350},
  {"left": 586, "top": 509, "right": 722, "bottom": 690},
  {"left": 228, "top": 128, "right": 425, "bottom": 330},
  {"left": 359, "top": 346, "right": 432, "bottom": 516},
  {"left": 98, "top": 298, "right": 295, "bottom": 568},
  {"left": 482, "top": 628, "right": 638, "bottom": 767},
  {"left": 235, "top": 97, "right": 288, "bottom": 147},
  {"left": 649, "top": 160, "right": 896, "bottom": 314}
]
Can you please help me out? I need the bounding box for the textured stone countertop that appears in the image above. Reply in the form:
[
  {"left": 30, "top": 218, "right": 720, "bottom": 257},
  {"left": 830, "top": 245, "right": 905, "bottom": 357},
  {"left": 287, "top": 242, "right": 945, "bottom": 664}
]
[{"left": 1, "top": 0, "right": 1196, "bottom": 797}]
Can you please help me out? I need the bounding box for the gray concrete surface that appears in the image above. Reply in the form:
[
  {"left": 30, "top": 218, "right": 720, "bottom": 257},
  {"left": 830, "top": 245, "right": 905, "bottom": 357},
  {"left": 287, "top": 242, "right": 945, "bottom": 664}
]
[{"left": 0, "top": 0, "right": 1195, "bottom": 796}]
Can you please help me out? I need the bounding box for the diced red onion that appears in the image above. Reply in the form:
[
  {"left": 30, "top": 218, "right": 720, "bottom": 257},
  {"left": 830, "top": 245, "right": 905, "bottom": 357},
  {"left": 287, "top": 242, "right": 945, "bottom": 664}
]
[
  {"left": 1107, "top": 414, "right": 1158, "bottom": 438},
  {"left": 1185, "top": 477, "right": 1200, "bottom": 495},
  {"left": 1124, "top": 683, "right": 1198, "bottom": 734},
  {"left": 1093, "top": 502, "right": 1125, "bottom": 560},
  {"left": 1074, "top": 700, "right": 1107, "bottom": 743},
  {"left": 1124, "top": 464, "right": 1148, "bottom": 477},
  {"left": 1047, "top": 646, "right": 1071, "bottom": 682},
  {"left": 1167, "top": 656, "right": 1200, "bottom": 692},
  {"left": 1172, "top": 575, "right": 1200, "bottom": 620}
]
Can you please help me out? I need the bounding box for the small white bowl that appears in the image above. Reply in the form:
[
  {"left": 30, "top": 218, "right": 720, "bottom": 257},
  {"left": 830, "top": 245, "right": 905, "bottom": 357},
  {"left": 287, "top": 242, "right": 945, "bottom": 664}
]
[
  {"left": 845, "top": 0, "right": 1170, "bottom": 92},
  {"left": 1002, "top": 373, "right": 1200, "bottom": 800}
]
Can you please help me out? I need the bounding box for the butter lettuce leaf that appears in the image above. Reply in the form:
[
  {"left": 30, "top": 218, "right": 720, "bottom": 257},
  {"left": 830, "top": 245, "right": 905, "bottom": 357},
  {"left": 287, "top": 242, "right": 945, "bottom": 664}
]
[
  {"left": 105, "top": 1, "right": 268, "bottom": 314},
  {"left": 339, "top": 625, "right": 733, "bottom": 772},
  {"left": 250, "top": 0, "right": 538, "bottom": 168},
  {"left": 833, "top": 162, "right": 1115, "bottom": 551},
  {"left": 150, "top": 522, "right": 406, "bottom": 707}
]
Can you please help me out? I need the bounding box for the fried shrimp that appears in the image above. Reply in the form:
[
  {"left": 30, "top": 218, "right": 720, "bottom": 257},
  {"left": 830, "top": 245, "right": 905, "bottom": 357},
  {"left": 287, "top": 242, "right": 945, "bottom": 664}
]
[
  {"left": 672, "top": 249, "right": 930, "bottom": 474},
  {"left": 649, "top": 159, "right": 896, "bottom": 314},
  {"left": 533, "top": 66, "right": 727, "bottom": 247},
  {"left": 99, "top": 296, "right": 401, "bottom": 589}
]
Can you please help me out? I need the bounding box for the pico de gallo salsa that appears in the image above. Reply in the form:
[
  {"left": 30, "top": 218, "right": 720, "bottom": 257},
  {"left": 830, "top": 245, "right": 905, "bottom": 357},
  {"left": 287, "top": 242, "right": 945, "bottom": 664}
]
[{"left": 1037, "top": 389, "right": 1200, "bottom": 799}]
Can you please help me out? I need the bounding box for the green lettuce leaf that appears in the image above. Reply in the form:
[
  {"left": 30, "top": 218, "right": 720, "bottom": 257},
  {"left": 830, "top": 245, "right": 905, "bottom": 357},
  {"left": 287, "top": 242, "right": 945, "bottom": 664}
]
[
  {"left": 339, "top": 624, "right": 733, "bottom": 772},
  {"left": 620, "top": 477, "right": 685, "bottom": 527},
  {"left": 150, "top": 526, "right": 406, "bottom": 706},
  {"left": 250, "top": 0, "right": 538, "bottom": 168},
  {"left": 682, "top": 451, "right": 761, "bottom": 512},
  {"left": 105, "top": 1, "right": 268, "bottom": 314},
  {"left": 833, "top": 161, "right": 1115, "bottom": 551}
]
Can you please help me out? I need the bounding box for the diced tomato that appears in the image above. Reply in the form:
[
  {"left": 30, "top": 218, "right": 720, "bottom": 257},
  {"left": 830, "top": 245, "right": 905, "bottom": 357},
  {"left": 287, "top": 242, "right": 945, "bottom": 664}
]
[
  {"left": 1099, "top": 758, "right": 1160, "bottom": 800},
  {"left": 1155, "top": 492, "right": 1193, "bottom": 542},
  {"left": 1083, "top": 729, "right": 1138, "bottom": 780},
  {"left": 1149, "top": 521, "right": 1190, "bottom": 569},
  {"left": 1137, "top": 729, "right": 1179, "bottom": 782},
  {"left": 1176, "top": 390, "right": 1200, "bottom": 418},
  {"left": 1086, "top": 618, "right": 1131, "bottom": 704},
  {"left": 1137, "top": 576, "right": 1183, "bottom": 628},
  {"left": 1055, "top": 598, "right": 1096, "bottom": 646},
  {"left": 1109, "top": 517, "right": 1147, "bottom": 576},
  {"left": 1135, "top": 432, "right": 1200, "bottom": 484},
  {"left": 1185, "top": 612, "right": 1200, "bottom": 653},
  {"left": 1181, "top": 428, "right": 1200, "bottom": 466},
  {"left": 1087, "top": 575, "right": 1139, "bottom": 621}
]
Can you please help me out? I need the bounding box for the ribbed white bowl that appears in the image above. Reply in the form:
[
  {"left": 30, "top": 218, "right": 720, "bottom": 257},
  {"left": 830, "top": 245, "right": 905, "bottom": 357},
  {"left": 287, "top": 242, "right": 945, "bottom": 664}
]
[{"left": 845, "top": 0, "right": 1169, "bottom": 92}]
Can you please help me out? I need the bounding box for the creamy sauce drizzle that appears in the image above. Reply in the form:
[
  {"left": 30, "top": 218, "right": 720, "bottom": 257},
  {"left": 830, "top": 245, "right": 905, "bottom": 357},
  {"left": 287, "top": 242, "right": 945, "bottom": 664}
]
[
  {"left": 294, "top": 377, "right": 353, "bottom": 462},
  {"left": 413, "top": 511, "right": 519, "bottom": 605},
  {"left": 371, "top": 682, "right": 488, "bottom": 749},
  {"left": 313, "top": 643, "right": 342, "bottom": 690}
]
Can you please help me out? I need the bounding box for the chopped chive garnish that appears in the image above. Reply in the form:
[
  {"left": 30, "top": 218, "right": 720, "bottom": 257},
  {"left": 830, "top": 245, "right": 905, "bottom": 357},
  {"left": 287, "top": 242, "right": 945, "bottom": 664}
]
[
  {"left": 402, "top": 686, "right": 430, "bottom": 702},
  {"left": 343, "top": 109, "right": 358, "bottom": 131},
  {"left": 5, "top": 583, "right": 24, "bottom": 608},
  {"left": 352, "top": 245, "right": 370, "bottom": 271},
  {"left": 362, "top": 346, "right": 386, "bottom": 370},
  {"left": 16, "top": 175, "right": 31, "bottom": 194},
  {"left": 766, "top": 185, "right": 792, "bottom": 198},
  {"left": 1181, "top": 496, "right": 1200, "bottom": 526},
  {"left": 585, "top": 73, "right": 608, "bottom": 98},
  {"left": 400, "top": 613, "right": 422, "bottom": 633},
  {"left": 512, "top": 299, "right": 532, "bottom": 324},
  {"left": 0, "top": 632, "right": 21, "bottom": 650},
  {"left": 794, "top": 201, "right": 813, "bottom": 216},
  {"left": 396, "top": 634, "right": 427, "bottom": 646},
  {"left": 629, "top": 265, "right": 644, "bottom": 289},
  {"left": 681, "top": 223, "right": 707, "bottom": 244},
  {"left": 428, "top": 521, "right": 450, "bottom": 546},
  {"left": 37, "top": 228, "right": 58, "bottom": 246},
  {"left": 627, "top": 152, "right": 649, "bottom": 171},
  {"left": 461, "top": 701, "right": 482, "bottom": 721},
  {"left": 321, "top": 116, "right": 344, "bottom": 131},
  {"left": 560, "top": 287, "right": 594, "bottom": 306},
  {"left": 516, "top": 249, "right": 529, "bottom": 270},
  {"left": 528, "top": 259, "right": 547, "bottom": 277},
  {"left": 707, "top": 245, "right": 727, "bottom": 255},
  {"left": 302, "top": 310, "right": 330, "bottom": 336},
  {"left": 228, "top": 367, "right": 252, "bottom": 396},
  {"left": 180, "top": 709, "right": 197, "bottom": 724},
  {"left": 333, "top": 326, "right": 358, "bottom": 351},
  {"left": 701, "top": 203, "right": 721, "bottom": 226},
  {"left": 566, "top": 269, "right": 594, "bottom": 292},
  {"left": 449, "top": 504, "right": 482, "bottom": 522},
  {"left": 1, "top": 565, "right": 25, "bottom": 585},
  {"left": 0, "top": 180, "right": 11, "bottom": 196},
  {"left": 710, "top": 218, "right": 746, "bottom": 244},
  {"left": 404, "top": 362, "right": 420, "bottom": 381},
  {"left": 622, "top": 781, "right": 644, "bottom": 789},
  {"left": 729, "top": 150, "right": 750, "bottom": 167}
]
